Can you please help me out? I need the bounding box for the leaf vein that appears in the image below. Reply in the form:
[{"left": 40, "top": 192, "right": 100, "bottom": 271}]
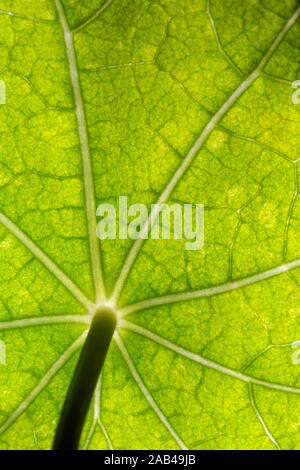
[
  {"left": 72, "top": 0, "right": 114, "bottom": 33},
  {"left": 249, "top": 384, "right": 281, "bottom": 450},
  {"left": 0, "top": 332, "right": 87, "bottom": 437},
  {"left": 120, "top": 259, "right": 300, "bottom": 316},
  {"left": 121, "top": 321, "right": 300, "bottom": 396},
  {"left": 0, "top": 315, "right": 90, "bottom": 331},
  {"left": 0, "top": 212, "right": 93, "bottom": 311},
  {"left": 111, "top": 5, "right": 300, "bottom": 303},
  {"left": 115, "top": 332, "right": 188, "bottom": 450},
  {"left": 206, "top": 0, "right": 244, "bottom": 77}
]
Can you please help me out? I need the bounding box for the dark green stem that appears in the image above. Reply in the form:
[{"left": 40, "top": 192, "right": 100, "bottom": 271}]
[{"left": 53, "top": 306, "right": 116, "bottom": 450}]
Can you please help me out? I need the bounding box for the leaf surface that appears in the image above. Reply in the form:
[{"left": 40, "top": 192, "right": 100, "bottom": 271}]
[{"left": 0, "top": 0, "right": 299, "bottom": 450}]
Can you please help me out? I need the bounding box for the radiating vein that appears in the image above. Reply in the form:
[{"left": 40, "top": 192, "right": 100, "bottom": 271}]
[
  {"left": 0, "top": 212, "right": 93, "bottom": 311},
  {"left": 82, "top": 376, "right": 112, "bottom": 450},
  {"left": 82, "top": 419, "right": 97, "bottom": 450},
  {"left": 206, "top": 0, "right": 244, "bottom": 76},
  {"left": 0, "top": 316, "right": 90, "bottom": 331},
  {"left": 115, "top": 332, "right": 188, "bottom": 450},
  {"left": 55, "top": 0, "right": 105, "bottom": 302},
  {"left": 283, "top": 163, "right": 298, "bottom": 260},
  {"left": 0, "top": 9, "right": 57, "bottom": 23},
  {"left": 121, "top": 321, "right": 300, "bottom": 395},
  {"left": 72, "top": 0, "right": 113, "bottom": 33},
  {"left": 95, "top": 375, "right": 113, "bottom": 449},
  {"left": 0, "top": 332, "right": 87, "bottom": 437},
  {"left": 249, "top": 384, "right": 281, "bottom": 450},
  {"left": 82, "top": 374, "right": 113, "bottom": 450},
  {"left": 120, "top": 258, "right": 300, "bottom": 316},
  {"left": 111, "top": 6, "right": 300, "bottom": 303}
]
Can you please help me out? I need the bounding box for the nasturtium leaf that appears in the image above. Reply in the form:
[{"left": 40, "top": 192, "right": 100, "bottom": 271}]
[{"left": 0, "top": 0, "right": 299, "bottom": 450}]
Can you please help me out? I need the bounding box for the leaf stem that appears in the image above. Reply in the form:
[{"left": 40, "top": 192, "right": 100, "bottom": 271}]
[{"left": 53, "top": 307, "right": 117, "bottom": 450}]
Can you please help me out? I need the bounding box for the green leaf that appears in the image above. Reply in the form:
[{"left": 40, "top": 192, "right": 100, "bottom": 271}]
[{"left": 0, "top": 0, "right": 299, "bottom": 450}]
